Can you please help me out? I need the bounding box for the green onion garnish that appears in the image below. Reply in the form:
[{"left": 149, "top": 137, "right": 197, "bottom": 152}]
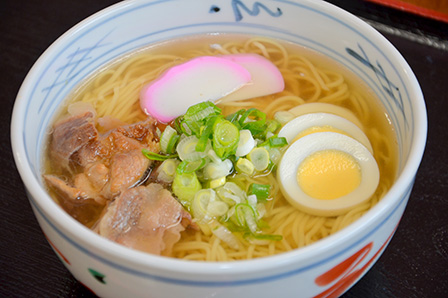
[
  {"left": 212, "top": 119, "right": 239, "bottom": 159},
  {"left": 196, "top": 115, "right": 220, "bottom": 152},
  {"left": 225, "top": 109, "right": 245, "bottom": 125},
  {"left": 142, "top": 149, "right": 178, "bottom": 161},
  {"left": 160, "top": 126, "right": 179, "bottom": 154},
  {"left": 248, "top": 183, "right": 271, "bottom": 201},
  {"left": 184, "top": 101, "right": 221, "bottom": 121},
  {"left": 177, "top": 159, "right": 206, "bottom": 174},
  {"left": 238, "top": 108, "right": 267, "bottom": 136},
  {"left": 268, "top": 136, "right": 288, "bottom": 148},
  {"left": 172, "top": 170, "right": 202, "bottom": 204},
  {"left": 265, "top": 119, "right": 281, "bottom": 134}
]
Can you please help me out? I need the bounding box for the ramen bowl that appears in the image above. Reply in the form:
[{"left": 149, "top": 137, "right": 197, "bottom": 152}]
[{"left": 11, "top": 0, "right": 426, "bottom": 297}]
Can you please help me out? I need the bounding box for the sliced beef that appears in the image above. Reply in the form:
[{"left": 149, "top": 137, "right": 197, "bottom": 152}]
[
  {"left": 44, "top": 175, "right": 105, "bottom": 228},
  {"left": 116, "top": 117, "right": 159, "bottom": 143},
  {"left": 96, "top": 183, "right": 192, "bottom": 256},
  {"left": 73, "top": 128, "right": 156, "bottom": 199},
  {"left": 84, "top": 162, "right": 109, "bottom": 191},
  {"left": 44, "top": 174, "right": 106, "bottom": 205},
  {"left": 75, "top": 119, "right": 159, "bottom": 168},
  {"left": 46, "top": 114, "right": 160, "bottom": 203},
  {"left": 50, "top": 111, "right": 98, "bottom": 170},
  {"left": 108, "top": 149, "right": 150, "bottom": 195},
  {"left": 44, "top": 174, "right": 89, "bottom": 202},
  {"left": 73, "top": 173, "right": 107, "bottom": 204},
  {"left": 46, "top": 112, "right": 195, "bottom": 255},
  {"left": 77, "top": 132, "right": 110, "bottom": 166}
]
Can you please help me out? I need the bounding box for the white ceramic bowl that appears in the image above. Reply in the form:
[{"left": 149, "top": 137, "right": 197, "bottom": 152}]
[{"left": 11, "top": 1, "right": 427, "bottom": 297}]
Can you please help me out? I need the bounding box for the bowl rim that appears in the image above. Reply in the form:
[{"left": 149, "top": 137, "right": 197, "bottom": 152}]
[{"left": 10, "top": 0, "right": 427, "bottom": 280}]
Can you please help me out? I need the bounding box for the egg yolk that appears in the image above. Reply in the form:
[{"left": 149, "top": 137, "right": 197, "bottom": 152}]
[
  {"left": 297, "top": 149, "right": 361, "bottom": 200},
  {"left": 292, "top": 125, "right": 351, "bottom": 143}
]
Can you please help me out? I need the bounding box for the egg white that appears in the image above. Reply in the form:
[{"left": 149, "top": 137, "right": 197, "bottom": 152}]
[
  {"left": 277, "top": 132, "right": 380, "bottom": 217},
  {"left": 278, "top": 112, "right": 373, "bottom": 153},
  {"left": 288, "top": 102, "right": 364, "bottom": 129}
]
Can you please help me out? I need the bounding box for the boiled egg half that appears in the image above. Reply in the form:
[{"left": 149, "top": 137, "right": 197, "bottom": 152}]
[
  {"left": 277, "top": 113, "right": 379, "bottom": 217},
  {"left": 288, "top": 102, "right": 364, "bottom": 129},
  {"left": 278, "top": 112, "right": 373, "bottom": 153}
]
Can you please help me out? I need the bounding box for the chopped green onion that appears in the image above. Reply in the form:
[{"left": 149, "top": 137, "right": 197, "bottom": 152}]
[
  {"left": 214, "top": 119, "right": 239, "bottom": 146},
  {"left": 244, "top": 211, "right": 258, "bottom": 233},
  {"left": 160, "top": 126, "right": 179, "bottom": 154},
  {"left": 238, "top": 108, "right": 266, "bottom": 125},
  {"left": 268, "top": 136, "right": 288, "bottom": 148},
  {"left": 156, "top": 159, "right": 179, "bottom": 183},
  {"left": 191, "top": 189, "right": 229, "bottom": 222},
  {"left": 176, "top": 135, "right": 209, "bottom": 162},
  {"left": 247, "top": 194, "right": 257, "bottom": 206},
  {"left": 191, "top": 188, "right": 216, "bottom": 221},
  {"left": 184, "top": 101, "right": 221, "bottom": 121},
  {"left": 213, "top": 119, "right": 239, "bottom": 159},
  {"left": 167, "top": 134, "right": 180, "bottom": 154},
  {"left": 217, "top": 182, "right": 246, "bottom": 205},
  {"left": 207, "top": 149, "right": 222, "bottom": 164},
  {"left": 268, "top": 148, "right": 282, "bottom": 165},
  {"left": 172, "top": 170, "right": 202, "bottom": 204},
  {"left": 247, "top": 147, "right": 270, "bottom": 171},
  {"left": 173, "top": 116, "right": 184, "bottom": 134},
  {"left": 225, "top": 109, "right": 245, "bottom": 125},
  {"left": 235, "top": 158, "right": 255, "bottom": 175},
  {"left": 212, "top": 223, "right": 240, "bottom": 249},
  {"left": 177, "top": 158, "right": 207, "bottom": 174},
  {"left": 203, "top": 159, "right": 233, "bottom": 180},
  {"left": 235, "top": 129, "right": 255, "bottom": 157},
  {"left": 181, "top": 119, "right": 202, "bottom": 136},
  {"left": 207, "top": 200, "right": 229, "bottom": 217},
  {"left": 147, "top": 102, "right": 282, "bottom": 243},
  {"left": 233, "top": 203, "right": 259, "bottom": 233},
  {"left": 265, "top": 119, "right": 281, "bottom": 135},
  {"left": 234, "top": 203, "right": 258, "bottom": 232},
  {"left": 244, "top": 122, "right": 267, "bottom": 137},
  {"left": 248, "top": 183, "right": 271, "bottom": 201},
  {"left": 223, "top": 181, "right": 246, "bottom": 198},
  {"left": 142, "top": 149, "right": 177, "bottom": 161},
  {"left": 208, "top": 176, "right": 226, "bottom": 189},
  {"left": 238, "top": 108, "right": 267, "bottom": 137},
  {"left": 196, "top": 115, "right": 220, "bottom": 152}
]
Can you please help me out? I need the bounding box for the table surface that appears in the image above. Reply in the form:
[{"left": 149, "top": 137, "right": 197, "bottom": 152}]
[{"left": 1, "top": 1, "right": 447, "bottom": 297}]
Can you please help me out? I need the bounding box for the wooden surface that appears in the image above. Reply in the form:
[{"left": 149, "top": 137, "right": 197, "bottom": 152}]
[{"left": 1, "top": 0, "right": 447, "bottom": 297}]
